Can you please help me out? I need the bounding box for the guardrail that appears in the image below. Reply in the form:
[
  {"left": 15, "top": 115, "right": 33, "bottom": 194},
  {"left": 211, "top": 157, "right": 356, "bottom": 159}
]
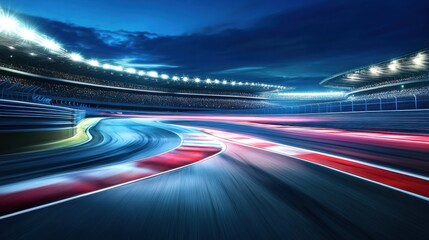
[
  {"left": 0, "top": 99, "right": 85, "bottom": 128},
  {"left": 0, "top": 99, "right": 85, "bottom": 153},
  {"left": 284, "top": 95, "right": 429, "bottom": 114}
]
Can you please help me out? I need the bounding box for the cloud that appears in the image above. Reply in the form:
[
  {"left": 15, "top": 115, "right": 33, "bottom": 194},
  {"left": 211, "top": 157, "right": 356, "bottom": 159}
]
[
  {"left": 114, "top": 58, "right": 179, "bottom": 69},
  {"left": 214, "top": 66, "right": 265, "bottom": 74},
  {"left": 12, "top": 0, "right": 429, "bottom": 90}
]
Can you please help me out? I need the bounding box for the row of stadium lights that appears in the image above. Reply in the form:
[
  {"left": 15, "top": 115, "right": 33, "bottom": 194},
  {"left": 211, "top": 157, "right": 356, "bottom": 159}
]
[
  {"left": 0, "top": 13, "right": 288, "bottom": 90},
  {"left": 347, "top": 53, "right": 426, "bottom": 80}
]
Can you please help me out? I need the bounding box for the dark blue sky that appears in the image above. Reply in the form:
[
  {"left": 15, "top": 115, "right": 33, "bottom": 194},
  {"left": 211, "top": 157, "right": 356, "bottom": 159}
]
[{"left": 3, "top": 0, "right": 429, "bottom": 90}]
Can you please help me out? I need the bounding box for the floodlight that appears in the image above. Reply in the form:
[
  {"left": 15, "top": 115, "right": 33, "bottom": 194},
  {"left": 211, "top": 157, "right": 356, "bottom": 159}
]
[
  {"left": 206, "top": 78, "right": 212, "bottom": 84},
  {"left": 137, "top": 70, "right": 146, "bottom": 76},
  {"left": 413, "top": 53, "right": 425, "bottom": 66},
  {"left": 113, "top": 65, "right": 123, "bottom": 72},
  {"left": 172, "top": 76, "right": 179, "bottom": 81},
  {"left": 69, "top": 53, "right": 83, "bottom": 62},
  {"left": 40, "top": 38, "right": 61, "bottom": 51},
  {"left": 125, "top": 68, "right": 136, "bottom": 74},
  {"left": 147, "top": 71, "right": 159, "bottom": 78},
  {"left": 0, "top": 15, "right": 19, "bottom": 33},
  {"left": 231, "top": 81, "right": 236, "bottom": 86},
  {"left": 87, "top": 59, "right": 100, "bottom": 67},
  {"left": 369, "top": 66, "right": 380, "bottom": 75},
  {"left": 222, "top": 80, "right": 227, "bottom": 85},
  {"left": 194, "top": 78, "right": 201, "bottom": 83},
  {"left": 20, "top": 28, "right": 37, "bottom": 41},
  {"left": 347, "top": 74, "right": 359, "bottom": 80},
  {"left": 182, "top": 76, "right": 189, "bottom": 82},
  {"left": 214, "top": 79, "right": 220, "bottom": 84},
  {"left": 388, "top": 60, "right": 399, "bottom": 71},
  {"left": 160, "top": 74, "right": 169, "bottom": 79},
  {"left": 102, "top": 64, "right": 112, "bottom": 70}
]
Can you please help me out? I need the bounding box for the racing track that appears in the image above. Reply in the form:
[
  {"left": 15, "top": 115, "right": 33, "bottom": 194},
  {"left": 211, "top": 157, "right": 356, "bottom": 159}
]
[{"left": 1, "top": 117, "right": 429, "bottom": 239}]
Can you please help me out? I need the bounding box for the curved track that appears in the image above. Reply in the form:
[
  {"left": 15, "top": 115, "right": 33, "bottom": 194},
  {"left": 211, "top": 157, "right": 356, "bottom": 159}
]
[
  {"left": 1, "top": 117, "right": 429, "bottom": 239},
  {"left": 0, "top": 118, "right": 182, "bottom": 185}
]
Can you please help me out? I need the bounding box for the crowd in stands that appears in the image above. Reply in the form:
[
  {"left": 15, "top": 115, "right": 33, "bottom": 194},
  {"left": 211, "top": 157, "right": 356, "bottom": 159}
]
[
  {"left": 0, "top": 74, "right": 272, "bottom": 109},
  {"left": 0, "top": 60, "right": 262, "bottom": 98},
  {"left": 270, "top": 92, "right": 346, "bottom": 101},
  {"left": 0, "top": 78, "right": 42, "bottom": 103},
  {"left": 348, "top": 86, "right": 429, "bottom": 100},
  {"left": 353, "top": 73, "right": 429, "bottom": 91}
]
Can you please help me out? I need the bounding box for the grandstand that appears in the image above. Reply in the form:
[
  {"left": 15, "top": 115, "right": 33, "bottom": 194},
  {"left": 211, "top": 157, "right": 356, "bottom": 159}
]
[
  {"left": 276, "top": 48, "right": 429, "bottom": 114},
  {"left": 320, "top": 48, "right": 429, "bottom": 96},
  {"left": 0, "top": 12, "right": 293, "bottom": 111},
  {"left": 3, "top": 11, "right": 428, "bottom": 113},
  {"left": 323, "top": 48, "right": 429, "bottom": 102},
  {"left": 0, "top": 12, "right": 290, "bottom": 94},
  {"left": 0, "top": 73, "right": 277, "bottom": 111}
]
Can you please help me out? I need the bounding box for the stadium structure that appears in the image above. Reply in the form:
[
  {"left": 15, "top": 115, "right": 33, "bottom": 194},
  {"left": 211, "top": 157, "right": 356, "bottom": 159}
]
[
  {"left": 2, "top": 6, "right": 429, "bottom": 240},
  {"left": 277, "top": 49, "right": 429, "bottom": 114},
  {"left": 0, "top": 13, "right": 294, "bottom": 112},
  {"left": 2, "top": 12, "right": 428, "bottom": 114}
]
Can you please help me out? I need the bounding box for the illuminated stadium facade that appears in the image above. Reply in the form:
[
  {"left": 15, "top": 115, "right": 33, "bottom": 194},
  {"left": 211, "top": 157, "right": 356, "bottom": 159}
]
[
  {"left": 271, "top": 49, "right": 429, "bottom": 114},
  {"left": 1, "top": 10, "right": 429, "bottom": 112},
  {"left": 320, "top": 48, "right": 429, "bottom": 96},
  {"left": 0, "top": 11, "right": 298, "bottom": 111},
  {"left": 0, "top": 11, "right": 290, "bottom": 94}
]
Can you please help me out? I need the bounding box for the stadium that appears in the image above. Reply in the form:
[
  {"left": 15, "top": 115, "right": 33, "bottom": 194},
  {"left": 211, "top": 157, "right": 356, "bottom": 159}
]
[
  {"left": 1, "top": 2, "right": 429, "bottom": 240},
  {"left": 278, "top": 49, "right": 429, "bottom": 114}
]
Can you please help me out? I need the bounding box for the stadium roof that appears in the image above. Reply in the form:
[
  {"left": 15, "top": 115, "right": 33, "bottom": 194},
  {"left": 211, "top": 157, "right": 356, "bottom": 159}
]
[{"left": 320, "top": 48, "right": 429, "bottom": 89}]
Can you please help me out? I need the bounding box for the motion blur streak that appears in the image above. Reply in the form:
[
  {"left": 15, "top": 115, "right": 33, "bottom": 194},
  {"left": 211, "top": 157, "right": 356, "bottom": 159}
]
[
  {"left": 200, "top": 128, "right": 429, "bottom": 200},
  {"left": 110, "top": 113, "right": 324, "bottom": 123},
  {"left": 1, "top": 115, "right": 429, "bottom": 239},
  {"left": 1, "top": 136, "right": 429, "bottom": 239},
  {"left": 25, "top": 117, "right": 101, "bottom": 152},
  {"left": 244, "top": 122, "right": 429, "bottom": 150},
  {"left": 0, "top": 120, "right": 223, "bottom": 219},
  {"left": 165, "top": 116, "right": 429, "bottom": 176},
  {"left": 0, "top": 133, "right": 222, "bottom": 218}
]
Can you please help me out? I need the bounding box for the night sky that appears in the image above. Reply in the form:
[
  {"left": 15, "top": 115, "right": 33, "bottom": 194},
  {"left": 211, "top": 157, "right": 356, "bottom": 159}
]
[{"left": 3, "top": 0, "right": 429, "bottom": 90}]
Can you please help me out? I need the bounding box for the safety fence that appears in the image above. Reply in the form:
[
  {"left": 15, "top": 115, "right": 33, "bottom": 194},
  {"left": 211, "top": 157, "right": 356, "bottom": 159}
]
[{"left": 284, "top": 95, "right": 429, "bottom": 114}]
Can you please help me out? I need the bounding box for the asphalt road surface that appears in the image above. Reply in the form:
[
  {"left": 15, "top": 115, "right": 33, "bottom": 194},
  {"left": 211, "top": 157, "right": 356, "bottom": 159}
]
[{"left": 1, "top": 117, "right": 429, "bottom": 239}]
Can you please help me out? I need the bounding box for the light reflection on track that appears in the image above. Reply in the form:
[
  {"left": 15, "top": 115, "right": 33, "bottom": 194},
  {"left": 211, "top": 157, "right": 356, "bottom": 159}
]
[
  {"left": 1, "top": 116, "right": 429, "bottom": 239},
  {"left": 198, "top": 127, "right": 429, "bottom": 200}
]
